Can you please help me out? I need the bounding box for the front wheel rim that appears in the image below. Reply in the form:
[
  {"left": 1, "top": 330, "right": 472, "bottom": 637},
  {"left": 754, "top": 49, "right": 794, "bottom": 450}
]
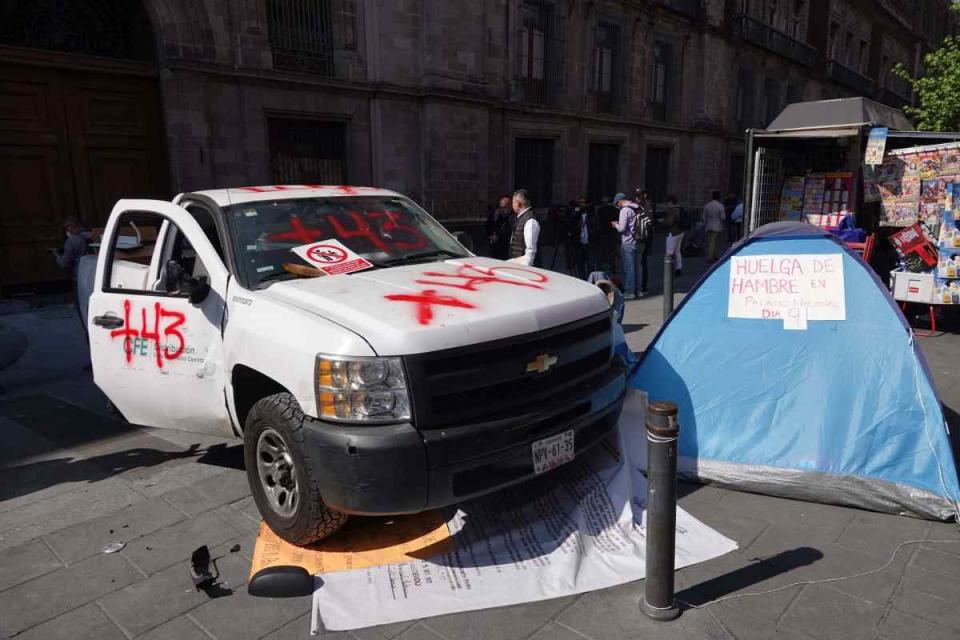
[{"left": 256, "top": 428, "right": 300, "bottom": 518}]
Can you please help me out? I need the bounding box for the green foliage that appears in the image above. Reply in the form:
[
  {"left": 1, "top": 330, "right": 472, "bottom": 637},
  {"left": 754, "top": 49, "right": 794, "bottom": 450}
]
[{"left": 895, "top": 36, "right": 960, "bottom": 132}]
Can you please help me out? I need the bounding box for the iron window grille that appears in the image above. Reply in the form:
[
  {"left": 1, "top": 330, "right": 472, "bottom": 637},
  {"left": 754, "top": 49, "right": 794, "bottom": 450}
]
[
  {"left": 268, "top": 118, "right": 346, "bottom": 185},
  {"left": 593, "top": 21, "right": 625, "bottom": 114},
  {"left": 650, "top": 40, "right": 674, "bottom": 122},
  {"left": 266, "top": 0, "right": 335, "bottom": 76},
  {"left": 515, "top": 0, "right": 565, "bottom": 105},
  {"left": 514, "top": 138, "right": 555, "bottom": 207}
]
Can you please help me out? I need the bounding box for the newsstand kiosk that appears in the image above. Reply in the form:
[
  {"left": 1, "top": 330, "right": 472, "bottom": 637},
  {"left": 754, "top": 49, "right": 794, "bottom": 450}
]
[{"left": 743, "top": 97, "right": 960, "bottom": 332}]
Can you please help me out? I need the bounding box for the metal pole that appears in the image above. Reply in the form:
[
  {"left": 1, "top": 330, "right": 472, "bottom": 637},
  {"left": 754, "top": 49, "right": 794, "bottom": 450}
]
[
  {"left": 663, "top": 253, "right": 674, "bottom": 321},
  {"left": 641, "top": 400, "right": 681, "bottom": 622}
]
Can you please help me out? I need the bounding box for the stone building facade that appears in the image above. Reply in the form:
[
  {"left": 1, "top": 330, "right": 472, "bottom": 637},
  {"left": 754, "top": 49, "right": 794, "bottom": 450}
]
[{"left": 0, "top": 0, "right": 958, "bottom": 286}]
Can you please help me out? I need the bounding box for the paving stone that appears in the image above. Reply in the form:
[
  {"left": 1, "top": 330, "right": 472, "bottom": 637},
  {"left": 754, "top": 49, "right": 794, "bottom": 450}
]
[
  {"left": 162, "top": 486, "right": 218, "bottom": 517},
  {"left": 422, "top": 596, "right": 576, "bottom": 640},
  {"left": 709, "top": 603, "right": 812, "bottom": 640},
  {"left": 265, "top": 614, "right": 354, "bottom": 639},
  {"left": 0, "top": 476, "right": 145, "bottom": 551},
  {"left": 910, "top": 546, "right": 960, "bottom": 579},
  {"left": 129, "top": 458, "right": 236, "bottom": 498},
  {"left": 556, "top": 581, "right": 732, "bottom": 640},
  {"left": 876, "top": 608, "right": 936, "bottom": 640},
  {"left": 0, "top": 415, "right": 62, "bottom": 469},
  {"left": 392, "top": 625, "right": 447, "bottom": 640},
  {"left": 137, "top": 615, "right": 212, "bottom": 640},
  {"left": 13, "top": 602, "right": 126, "bottom": 640},
  {"left": 927, "top": 623, "right": 960, "bottom": 640},
  {"left": 0, "top": 538, "right": 63, "bottom": 592},
  {"left": 527, "top": 622, "right": 592, "bottom": 640},
  {"left": 0, "top": 454, "right": 109, "bottom": 514},
  {"left": 780, "top": 585, "right": 884, "bottom": 640},
  {"left": 673, "top": 549, "right": 804, "bottom": 624},
  {"left": 890, "top": 565, "right": 960, "bottom": 631},
  {"left": 99, "top": 538, "right": 250, "bottom": 637},
  {"left": 921, "top": 521, "right": 960, "bottom": 558},
  {"left": 0, "top": 394, "right": 129, "bottom": 448},
  {"left": 0, "top": 552, "right": 141, "bottom": 635},
  {"left": 121, "top": 510, "right": 243, "bottom": 576},
  {"left": 742, "top": 526, "right": 906, "bottom": 606},
  {"left": 717, "top": 491, "right": 856, "bottom": 546},
  {"left": 44, "top": 497, "right": 185, "bottom": 564},
  {"left": 350, "top": 620, "right": 419, "bottom": 639},
  {"left": 188, "top": 586, "right": 312, "bottom": 640},
  {"left": 192, "top": 469, "right": 252, "bottom": 506},
  {"left": 677, "top": 481, "right": 731, "bottom": 506},
  {"left": 835, "top": 513, "right": 930, "bottom": 560},
  {"left": 677, "top": 498, "right": 769, "bottom": 551}
]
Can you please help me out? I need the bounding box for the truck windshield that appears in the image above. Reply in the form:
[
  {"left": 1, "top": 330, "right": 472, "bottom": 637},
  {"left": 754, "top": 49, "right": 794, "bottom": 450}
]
[{"left": 224, "top": 196, "right": 470, "bottom": 287}]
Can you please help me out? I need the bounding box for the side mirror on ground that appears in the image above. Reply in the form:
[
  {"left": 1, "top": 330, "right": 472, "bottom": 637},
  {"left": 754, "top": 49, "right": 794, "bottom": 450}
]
[{"left": 452, "top": 231, "right": 474, "bottom": 253}]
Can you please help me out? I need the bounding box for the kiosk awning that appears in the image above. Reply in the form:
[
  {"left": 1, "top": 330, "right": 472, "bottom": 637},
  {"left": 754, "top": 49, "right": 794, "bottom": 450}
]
[{"left": 764, "top": 97, "right": 914, "bottom": 133}]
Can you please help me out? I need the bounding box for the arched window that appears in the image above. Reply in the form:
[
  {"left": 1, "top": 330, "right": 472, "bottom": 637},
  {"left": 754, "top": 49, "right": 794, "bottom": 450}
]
[{"left": 0, "top": 0, "right": 155, "bottom": 60}]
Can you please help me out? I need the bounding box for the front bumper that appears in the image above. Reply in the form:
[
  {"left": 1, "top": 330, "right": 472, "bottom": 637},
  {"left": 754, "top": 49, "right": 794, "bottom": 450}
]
[{"left": 301, "top": 362, "right": 627, "bottom": 515}]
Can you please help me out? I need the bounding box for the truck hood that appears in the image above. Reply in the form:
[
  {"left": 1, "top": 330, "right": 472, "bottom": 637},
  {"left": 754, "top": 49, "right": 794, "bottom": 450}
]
[{"left": 261, "top": 257, "right": 610, "bottom": 355}]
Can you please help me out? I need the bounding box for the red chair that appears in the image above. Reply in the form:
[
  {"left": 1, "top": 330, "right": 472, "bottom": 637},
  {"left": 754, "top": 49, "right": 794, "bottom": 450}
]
[{"left": 845, "top": 233, "right": 875, "bottom": 263}]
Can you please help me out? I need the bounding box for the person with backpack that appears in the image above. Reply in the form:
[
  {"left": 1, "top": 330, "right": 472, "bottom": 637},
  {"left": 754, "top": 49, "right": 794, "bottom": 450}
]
[
  {"left": 635, "top": 189, "right": 655, "bottom": 296},
  {"left": 661, "top": 195, "right": 686, "bottom": 276},
  {"left": 609, "top": 192, "right": 649, "bottom": 299}
]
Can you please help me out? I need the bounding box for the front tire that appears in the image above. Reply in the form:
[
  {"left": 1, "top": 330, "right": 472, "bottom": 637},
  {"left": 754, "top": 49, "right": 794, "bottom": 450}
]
[{"left": 244, "top": 393, "right": 348, "bottom": 546}]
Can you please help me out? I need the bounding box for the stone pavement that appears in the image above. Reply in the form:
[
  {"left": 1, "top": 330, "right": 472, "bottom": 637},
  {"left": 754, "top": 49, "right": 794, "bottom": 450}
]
[{"left": 2, "top": 262, "right": 960, "bottom": 639}]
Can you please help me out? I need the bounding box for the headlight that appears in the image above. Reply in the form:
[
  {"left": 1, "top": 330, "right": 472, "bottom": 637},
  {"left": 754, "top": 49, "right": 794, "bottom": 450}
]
[{"left": 315, "top": 355, "right": 411, "bottom": 423}]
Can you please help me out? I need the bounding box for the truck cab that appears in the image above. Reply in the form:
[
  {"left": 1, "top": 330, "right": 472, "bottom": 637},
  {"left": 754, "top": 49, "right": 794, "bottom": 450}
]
[{"left": 84, "top": 186, "right": 627, "bottom": 545}]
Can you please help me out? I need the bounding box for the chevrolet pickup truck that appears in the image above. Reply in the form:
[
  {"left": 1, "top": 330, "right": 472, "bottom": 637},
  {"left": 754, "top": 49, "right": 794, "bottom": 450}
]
[{"left": 82, "top": 186, "right": 627, "bottom": 545}]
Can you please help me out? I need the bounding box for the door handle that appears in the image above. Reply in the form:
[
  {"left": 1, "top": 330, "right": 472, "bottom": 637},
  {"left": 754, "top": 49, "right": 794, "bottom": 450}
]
[{"left": 93, "top": 315, "right": 124, "bottom": 329}]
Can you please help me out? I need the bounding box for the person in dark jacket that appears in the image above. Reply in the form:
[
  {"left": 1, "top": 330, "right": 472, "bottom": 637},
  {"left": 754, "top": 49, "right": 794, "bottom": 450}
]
[
  {"left": 595, "top": 196, "right": 620, "bottom": 273},
  {"left": 508, "top": 189, "right": 541, "bottom": 266},
  {"left": 571, "top": 196, "right": 598, "bottom": 279},
  {"left": 486, "top": 196, "right": 514, "bottom": 260},
  {"left": 51, "top": 217, "right": 93, "bottom": 280}
]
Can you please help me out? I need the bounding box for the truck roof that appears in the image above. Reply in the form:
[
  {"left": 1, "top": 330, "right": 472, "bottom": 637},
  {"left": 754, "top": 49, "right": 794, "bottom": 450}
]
[{"left": 187, "top": 185, "right": 402, "bottom": 207}]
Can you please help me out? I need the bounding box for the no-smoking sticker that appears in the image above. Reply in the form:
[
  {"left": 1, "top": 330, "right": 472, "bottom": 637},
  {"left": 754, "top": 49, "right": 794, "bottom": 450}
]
[{"left": 291, "top": 239, "right": 373, "bottom": 276}]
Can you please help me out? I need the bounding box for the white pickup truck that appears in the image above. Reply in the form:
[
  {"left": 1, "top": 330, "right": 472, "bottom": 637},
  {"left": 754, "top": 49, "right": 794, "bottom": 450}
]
[{"left": 82, "top": 185, "right": 627, "bottom": 545}]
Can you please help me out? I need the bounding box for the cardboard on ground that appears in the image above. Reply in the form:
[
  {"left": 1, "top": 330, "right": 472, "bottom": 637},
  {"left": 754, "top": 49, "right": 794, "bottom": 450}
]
[{"left": 250, "top": 511, "right": 453, "bottom": 577}]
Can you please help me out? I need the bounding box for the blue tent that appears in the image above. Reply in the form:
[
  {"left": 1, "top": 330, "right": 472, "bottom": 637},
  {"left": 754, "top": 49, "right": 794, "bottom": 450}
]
[{"left": 632, "top": 222, "right": 960, "bottom": 520}]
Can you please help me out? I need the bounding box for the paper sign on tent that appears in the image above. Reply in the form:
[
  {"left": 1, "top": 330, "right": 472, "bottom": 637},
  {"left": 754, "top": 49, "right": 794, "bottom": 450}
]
[
  {"left": 728, "top": 254, "right": 845, "bottom": 330},
  {"left": 291, "top": 239, "right": 373, "bottom": 276}
]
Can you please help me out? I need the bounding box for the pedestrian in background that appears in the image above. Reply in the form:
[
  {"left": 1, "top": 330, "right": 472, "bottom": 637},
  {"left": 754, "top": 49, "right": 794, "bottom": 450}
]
[
  {"left": 50, "top": 217, "right": 93, "bottom": 280},
  {"left": 508, "top": 189, "right": 541, "bottom": 266},
  {"left": 662, "top": 195, "right": 685, "bottom": 276},
  {"left": 485, "top": 196, "right": 514, "bottom": 260},
  {"left": 730, "top": 198, "right": 744, "bottom": 241},
  {"left": 724, "top": 192, "right": 738, "bottom": 243},
  {"left": 595, "top": 196, "right": 620, "bottom": 273},
  {"left": 703, "top": 190, "right": 726, "bottom": 263},
  {"left": 610, "top": 192, "right": 642, "bottom": 299},
  {"left": 572, "top": 196, "right": 597, "bottom": 278},
  {"left": 634, "top": 188, "right": 654, "bottom": 296}
]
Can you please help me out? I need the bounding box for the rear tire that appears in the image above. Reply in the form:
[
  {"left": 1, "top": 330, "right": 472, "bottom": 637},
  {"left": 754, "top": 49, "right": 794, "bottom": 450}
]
[{"left": 244, "top": 392, "right": 348, "bottom": 546}]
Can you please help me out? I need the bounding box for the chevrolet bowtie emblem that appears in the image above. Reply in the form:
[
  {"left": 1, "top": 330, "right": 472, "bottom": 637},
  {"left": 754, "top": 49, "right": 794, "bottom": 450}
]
[{"left": 526, "top": 353, "right": 558, "bottom": 374}]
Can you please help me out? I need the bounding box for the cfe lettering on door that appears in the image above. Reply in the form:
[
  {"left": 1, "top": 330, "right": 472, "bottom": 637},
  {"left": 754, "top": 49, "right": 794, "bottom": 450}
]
[{"left": 727, "top": 254, "right": 846, "bottom": 330}]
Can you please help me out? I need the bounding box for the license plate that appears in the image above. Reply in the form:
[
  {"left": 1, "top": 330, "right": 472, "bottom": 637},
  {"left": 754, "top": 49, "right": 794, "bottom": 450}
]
[{"left": 532, "top": 429, "right": 575, "bottom": 475}]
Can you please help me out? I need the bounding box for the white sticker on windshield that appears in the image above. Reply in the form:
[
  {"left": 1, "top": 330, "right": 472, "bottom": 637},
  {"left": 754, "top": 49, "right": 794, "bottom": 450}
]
[
  {"left": 256, "top": 265, "right": 274, "bottom": 273},
  {"left": 244, "top": 209, "right": 258, "bottom": 217},
  {"left": 291, "top": 239, "right": 374, "bottom": 276}
]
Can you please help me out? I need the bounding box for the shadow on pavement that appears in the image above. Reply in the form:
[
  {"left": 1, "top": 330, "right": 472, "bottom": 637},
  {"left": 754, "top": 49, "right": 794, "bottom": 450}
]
[{"left": 675, "top": 547, "right": 824, "bottom": 608}]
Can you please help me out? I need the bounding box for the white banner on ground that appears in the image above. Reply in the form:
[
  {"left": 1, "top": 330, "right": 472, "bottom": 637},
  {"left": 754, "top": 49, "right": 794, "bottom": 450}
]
[{"left": 311, "top": 391, "right": 738, "bottom": 632}]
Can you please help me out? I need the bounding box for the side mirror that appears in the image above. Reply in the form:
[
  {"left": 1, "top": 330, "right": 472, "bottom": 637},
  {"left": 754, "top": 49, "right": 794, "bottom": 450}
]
[
  {"left": 189, "top": 275, "right": 211, "bottom": 305},
  {"left": 452, "top": 231, "right": 474, "bottom": 253}
]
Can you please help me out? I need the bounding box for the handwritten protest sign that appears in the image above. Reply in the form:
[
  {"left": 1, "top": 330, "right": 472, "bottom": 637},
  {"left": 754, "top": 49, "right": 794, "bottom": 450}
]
[{"left": 727, "top": 254, "right": 846, "bottom": 330}]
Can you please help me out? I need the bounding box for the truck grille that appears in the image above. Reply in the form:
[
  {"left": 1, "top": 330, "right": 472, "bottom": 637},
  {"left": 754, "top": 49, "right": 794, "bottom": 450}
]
[{"left": 405, "top": 313, "right": 614, "bottom": 429}]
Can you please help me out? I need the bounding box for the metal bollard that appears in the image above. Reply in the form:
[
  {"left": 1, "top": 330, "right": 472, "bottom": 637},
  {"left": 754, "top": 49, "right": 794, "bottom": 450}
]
[
  {"left": 663, "top": 254, "right": 675, "bottom": 321},
  {"left": 641, "top": 401, "right": 681, "bottom": 621}
]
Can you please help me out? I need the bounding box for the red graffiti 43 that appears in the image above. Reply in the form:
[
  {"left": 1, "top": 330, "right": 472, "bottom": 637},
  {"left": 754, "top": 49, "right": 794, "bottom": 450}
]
[
  {"left": 384, "top": 289, "right": 476, "bottom": 326},
  {"left": 416, "top": 263, "right": 547, "bottom": 291},
  {"left": 110, "top": 300, "right": 186, "bottom": 368}
]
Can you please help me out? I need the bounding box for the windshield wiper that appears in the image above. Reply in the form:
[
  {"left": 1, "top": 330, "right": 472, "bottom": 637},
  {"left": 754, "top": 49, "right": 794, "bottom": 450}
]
[
  {"left": 256, "top": 270, "right": 298, "bottom": 288},
  {"left": 374, "top": 250, "right": 465, "bottom": 266}
]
